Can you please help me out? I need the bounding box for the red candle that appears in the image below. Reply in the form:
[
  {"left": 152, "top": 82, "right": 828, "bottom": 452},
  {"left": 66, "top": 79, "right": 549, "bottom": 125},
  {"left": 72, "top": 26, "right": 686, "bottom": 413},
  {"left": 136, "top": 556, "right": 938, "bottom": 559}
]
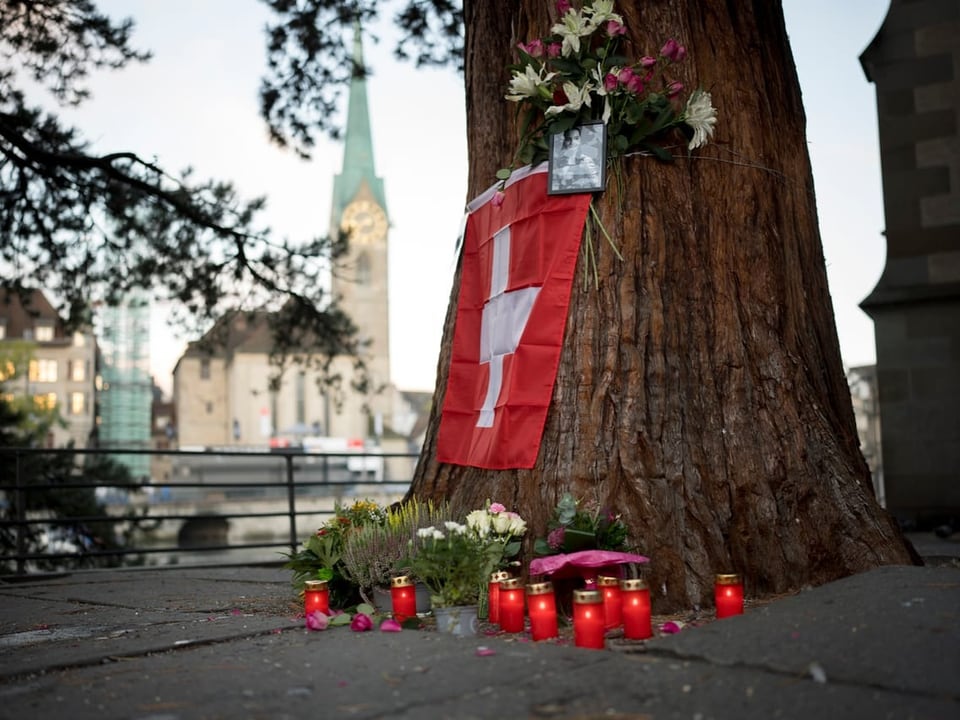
[
  {"left": 390, "top": 575, "right": 417, "bottom": 622},
  {"left": 304, "top": 579, "right": 329, "bottom": 615},
  {"left": 488, "top": 571, "right": 511, "bottom": 625},
  {"left": 620, "top": 578, "right": 652, "bottom": 640},
  {"left": 715, "top": 573, "right": 744, "bottom": 618},
  {"left": 573, "top": 589, "right": 605, "bottom": 649},
  {"left": 498, "top": 578, "right": 525, "bottom": 633},
  {"left": 598, "top": 576, "right": 622, "bottom": 630},
  {"left": 526, "top": 582, "right": 558, "bottom": 641}
]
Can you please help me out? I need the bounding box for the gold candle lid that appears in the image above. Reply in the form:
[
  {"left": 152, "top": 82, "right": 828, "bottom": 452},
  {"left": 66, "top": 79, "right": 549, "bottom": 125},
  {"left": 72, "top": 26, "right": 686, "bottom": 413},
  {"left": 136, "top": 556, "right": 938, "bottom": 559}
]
[
  {"left": 715, "top": 573, "right": 742, "bottom": 585},
  {"left": 304, "top": 580, "right": 328, "bottom": 591},
  {"left": 620, "top": 578, "right": 649, "bottom": 591},
  {"left": 526, "top": 581, "right": 554, "bottom": 596},
  {"left": 391, "top": 575, "right": 413, "bottom": 588},
  {"left": 500, "top": 577, "right": 523, "bottom": 591},
  {"left": 597, "top": 576, "right": 619, "bottom": 587},
  {"left": 573, "top": 589, "right": 603, "bottom": 604},
  {"left": 490, "top": 570, "right": 511, "bottom": 583}
]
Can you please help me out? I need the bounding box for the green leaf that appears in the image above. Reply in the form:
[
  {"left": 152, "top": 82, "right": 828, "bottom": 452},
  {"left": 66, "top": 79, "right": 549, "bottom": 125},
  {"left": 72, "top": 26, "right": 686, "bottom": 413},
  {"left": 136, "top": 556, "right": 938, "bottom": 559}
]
[
  {"left": 356, "top": 603, "right": 375, "bottom": 615},
  {"left": 329, "top": 613, "right": 352, "bottom": 626},
  {"left": 495, "top": 168, "right": 512, "bottom": 181},
  {"left": 533, "top": 538, "right": 553, "bottom": 556}
]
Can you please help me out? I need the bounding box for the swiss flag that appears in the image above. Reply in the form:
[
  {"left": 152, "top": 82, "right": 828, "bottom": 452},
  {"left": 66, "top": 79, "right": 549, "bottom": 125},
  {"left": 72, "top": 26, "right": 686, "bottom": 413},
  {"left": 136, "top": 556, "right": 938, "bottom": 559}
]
[{"left": 437, "top": 164, "right": 591, "bottom": 469}]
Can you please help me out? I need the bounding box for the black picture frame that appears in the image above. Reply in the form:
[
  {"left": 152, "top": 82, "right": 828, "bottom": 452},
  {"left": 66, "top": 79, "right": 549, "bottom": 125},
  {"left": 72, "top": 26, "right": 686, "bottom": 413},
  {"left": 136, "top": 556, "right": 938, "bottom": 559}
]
[{"left": 547, "top": 122, "right": 607, "bottom": 195}]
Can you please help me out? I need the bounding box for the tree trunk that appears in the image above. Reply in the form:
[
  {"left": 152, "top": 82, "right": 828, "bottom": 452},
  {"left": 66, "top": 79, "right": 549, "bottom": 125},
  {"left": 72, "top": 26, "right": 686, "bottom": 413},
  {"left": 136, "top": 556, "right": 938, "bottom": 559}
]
[{"left": 408, "top": 0, "right": 915, "bottom": 612}]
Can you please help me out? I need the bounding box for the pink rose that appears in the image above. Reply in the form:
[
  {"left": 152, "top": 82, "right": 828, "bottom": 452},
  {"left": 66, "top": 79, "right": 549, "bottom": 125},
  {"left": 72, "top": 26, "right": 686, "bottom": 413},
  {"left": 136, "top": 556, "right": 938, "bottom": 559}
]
[
  {"left": 557, "top": 0, "right": 571, "bottom": 14},
  {"left": 660, "top": 39, "right": 686, "bottom": 62},
  {"left": 547, "top": 42, "right": 562, "bottom": 58},
  {"left": 489, "top": 502, "right": 506, "bottom": 513},
  {"left": 617, "top": 67, "right": 636, "bottom": 85},
  {"left": 666, "top": 80, "right": 684, "bottom": 97},
  {"left": 640, "top": 55, "right": 657, "bottom": 68},
  {"left": 380, "top": 618, "right": 402, "bottom": 632},
  {"left": 518, "top": 39, "right": 544, "bottom": 58},
  {"left": 627, "top": 75, "right": 645, "bottom": 94},
  {"left": 350, "top": 612, "right": 373, "bottom": 632},
  {"left": 606, "top": 20, "right": 627, "bottom": 37},
  {"left": 492, "top": 190, "right": 506, "bottom": 208},
  {"left": 604, "top": 72, "right": 619, "bottom": 92},
  {"left": 305, "top": 610, "right": 329, "bottom": 631}
]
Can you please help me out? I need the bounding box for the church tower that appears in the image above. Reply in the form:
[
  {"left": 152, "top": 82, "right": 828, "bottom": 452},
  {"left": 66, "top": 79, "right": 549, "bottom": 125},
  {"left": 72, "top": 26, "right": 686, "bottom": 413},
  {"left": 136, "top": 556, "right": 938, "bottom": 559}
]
[{"left": 327, "top": 24, "right": 392, "bottom": 439}]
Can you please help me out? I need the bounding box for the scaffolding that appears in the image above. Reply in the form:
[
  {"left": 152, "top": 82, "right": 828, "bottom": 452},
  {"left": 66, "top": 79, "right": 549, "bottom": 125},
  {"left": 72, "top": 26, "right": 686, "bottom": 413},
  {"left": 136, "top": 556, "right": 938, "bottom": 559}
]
[{"left": 98, "top": 293, "right": 152, "bottom": 480}]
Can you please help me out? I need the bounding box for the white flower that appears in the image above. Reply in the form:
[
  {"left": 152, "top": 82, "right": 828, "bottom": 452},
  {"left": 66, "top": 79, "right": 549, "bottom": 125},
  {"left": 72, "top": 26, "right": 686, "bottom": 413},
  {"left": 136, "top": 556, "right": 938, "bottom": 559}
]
[
  {"left": 583, "top": 0, "right": 623, "bottom": 28},
  {"left": 432, "top": 529, "right": 446, "bottom": 540},
  {"left": 683, "top": 89, "right": 717, "bottom": 150},
  {"left": 506, "top": 512, "right": 527, "bottom": 536},
  {"left": 505, "top": 64, "right": 556, "bottom": 102},
  {"left": 544, "top": 80, "right": 593, "bottom": 117},
  {"left": 491, "top": 512, "right": 512, "bottom": 535},
  {"left": 444, "top": 521, "right": 467, "bottom": 535},
  {"left": 465, "top": 509, "right": 491, "bottom": 537},
  {"left": 417, "top": 526, "right": 436, "bottom": 538},
  {"left": 551, "top": 8, "right": 593, "bottom": 56}
]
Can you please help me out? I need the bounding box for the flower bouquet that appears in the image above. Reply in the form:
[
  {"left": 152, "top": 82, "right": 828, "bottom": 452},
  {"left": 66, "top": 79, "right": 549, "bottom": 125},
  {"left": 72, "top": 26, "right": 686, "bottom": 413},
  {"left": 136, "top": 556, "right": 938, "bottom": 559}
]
[
  {"left": 534, "top": 492, "right": 629, "bottom": 556},
  {"left": 407, "top": 522, "right": 489, "bottom": 609}
]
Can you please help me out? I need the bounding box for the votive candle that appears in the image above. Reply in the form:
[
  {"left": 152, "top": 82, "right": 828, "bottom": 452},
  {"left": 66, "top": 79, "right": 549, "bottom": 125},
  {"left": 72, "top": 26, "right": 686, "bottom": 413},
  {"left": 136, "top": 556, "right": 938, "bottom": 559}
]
[
  {"left": 304, "top": 579, "right": 329, "bottom": 615},
  {"left": 390, "top": 575, "right": 417, "bottom": 622},
  {"left": 620, "top": 578, "right": 652, "bottom": 640},
  {"left": 714, "top": 573, "right": 744, "bottom": 618},
  {"left": 499, "top": 577, "right": 525, "bottom": 633},
  {"left": 573, "top": 589, "right": 605, "bottom": 649},
  {"left": 526, "top": 582, "right": 558, "bottom": 641},
  {"left": 488, "top": 571, "right": 511, "bottom": 625},
  {"left": 598, "top": 576, "right": 622, "bottom": 630}
]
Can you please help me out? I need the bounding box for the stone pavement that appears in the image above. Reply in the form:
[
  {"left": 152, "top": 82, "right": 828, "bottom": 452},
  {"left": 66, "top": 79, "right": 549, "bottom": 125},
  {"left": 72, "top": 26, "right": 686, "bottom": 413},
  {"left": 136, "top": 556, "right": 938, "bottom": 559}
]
[{"left": 0, "top": 534, "right": 957, "bottom": 720}]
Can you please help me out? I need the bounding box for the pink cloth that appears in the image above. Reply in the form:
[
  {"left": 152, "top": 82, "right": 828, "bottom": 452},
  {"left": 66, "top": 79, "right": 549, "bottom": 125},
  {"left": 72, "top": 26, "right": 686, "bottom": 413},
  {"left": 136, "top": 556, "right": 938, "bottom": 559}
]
[{"left": 528, "top": 550, "right": 649, "bottom": 577}]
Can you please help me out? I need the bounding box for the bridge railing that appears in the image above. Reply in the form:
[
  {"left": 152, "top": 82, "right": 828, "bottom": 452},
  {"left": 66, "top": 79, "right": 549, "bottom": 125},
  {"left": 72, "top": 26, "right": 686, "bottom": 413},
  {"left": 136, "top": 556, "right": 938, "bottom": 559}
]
[{"left": 0, "top": 446, "right": 419, "bottom": 576}]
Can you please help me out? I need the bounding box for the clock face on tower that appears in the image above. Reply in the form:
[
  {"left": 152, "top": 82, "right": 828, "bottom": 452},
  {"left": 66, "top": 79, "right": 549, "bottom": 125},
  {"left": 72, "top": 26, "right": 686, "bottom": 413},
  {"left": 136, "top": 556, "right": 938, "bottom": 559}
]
[{"left": 341, "top": 199, "right": 387, "bottom": 244}]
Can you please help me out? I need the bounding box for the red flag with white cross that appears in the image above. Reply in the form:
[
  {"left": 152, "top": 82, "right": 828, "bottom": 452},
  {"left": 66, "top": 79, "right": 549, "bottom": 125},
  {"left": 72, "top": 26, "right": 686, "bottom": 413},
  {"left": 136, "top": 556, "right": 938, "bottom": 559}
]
[{"left": 436, "top": 164, "right": 591, "bottom": 469}]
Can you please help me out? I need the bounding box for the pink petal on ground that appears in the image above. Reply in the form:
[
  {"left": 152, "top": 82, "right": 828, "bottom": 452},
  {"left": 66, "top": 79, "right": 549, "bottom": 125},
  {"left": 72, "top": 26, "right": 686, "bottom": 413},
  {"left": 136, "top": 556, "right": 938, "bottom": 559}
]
[
  {"left": 380, "top": 618, "right": 402, "bottom": 632},
  {"left": 475, "top": 646, "right": 496, "bottom": 656},
  {"left": 659, "top": 621, "right": 683, "bottom": 634}
]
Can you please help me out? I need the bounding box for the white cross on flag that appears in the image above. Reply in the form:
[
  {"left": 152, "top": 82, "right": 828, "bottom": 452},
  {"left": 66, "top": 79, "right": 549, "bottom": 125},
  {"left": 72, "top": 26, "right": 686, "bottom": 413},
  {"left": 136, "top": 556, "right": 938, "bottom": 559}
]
[{"left": 437, "top": 164, "right": 591, "bottom": 469}]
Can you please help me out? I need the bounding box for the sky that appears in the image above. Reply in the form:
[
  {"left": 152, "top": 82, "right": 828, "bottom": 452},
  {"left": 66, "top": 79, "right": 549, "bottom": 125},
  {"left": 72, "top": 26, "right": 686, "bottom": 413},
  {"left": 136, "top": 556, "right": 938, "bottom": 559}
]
[{"left": 51, "top": 0, "right": 890, "bottom": 395}]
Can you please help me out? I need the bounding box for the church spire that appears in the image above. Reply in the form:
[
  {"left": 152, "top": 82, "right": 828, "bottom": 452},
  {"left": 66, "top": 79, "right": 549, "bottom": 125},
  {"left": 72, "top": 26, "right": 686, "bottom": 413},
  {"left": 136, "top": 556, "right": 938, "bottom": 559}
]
[{"left": 332, "top": 22, "right": 386, "bottom": 221}]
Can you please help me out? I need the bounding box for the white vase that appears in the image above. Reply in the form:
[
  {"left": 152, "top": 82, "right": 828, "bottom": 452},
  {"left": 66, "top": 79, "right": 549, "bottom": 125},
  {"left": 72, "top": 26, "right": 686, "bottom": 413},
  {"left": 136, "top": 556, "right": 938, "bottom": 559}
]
[{"left": 432, "top": 604, "right": 479, "bottom": 636}]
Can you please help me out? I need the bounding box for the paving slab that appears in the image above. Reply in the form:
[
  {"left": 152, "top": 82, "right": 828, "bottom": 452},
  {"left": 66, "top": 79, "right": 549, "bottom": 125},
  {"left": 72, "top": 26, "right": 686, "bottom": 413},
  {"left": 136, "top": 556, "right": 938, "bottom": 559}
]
[{"left": 0, "top": 563, "right": 957, "bottom": 720}]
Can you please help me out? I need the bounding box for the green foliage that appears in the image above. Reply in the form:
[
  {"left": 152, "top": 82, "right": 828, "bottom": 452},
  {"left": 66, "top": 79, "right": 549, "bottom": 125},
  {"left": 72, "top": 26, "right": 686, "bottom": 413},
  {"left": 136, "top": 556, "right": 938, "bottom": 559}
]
[
  {"left": 405, "top": 523, "right": 488, "bottom": 608},
  {"left": 533, "top": 492, "right": 631, "bottom": 556},
  {"left": 0, "top": 391, "right": 140, "bottom": 573}
]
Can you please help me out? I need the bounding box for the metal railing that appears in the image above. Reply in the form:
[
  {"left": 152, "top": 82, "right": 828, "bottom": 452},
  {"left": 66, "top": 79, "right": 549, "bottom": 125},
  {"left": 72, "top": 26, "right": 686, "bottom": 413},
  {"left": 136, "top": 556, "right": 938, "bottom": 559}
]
[{"left": 0, "top": 446, "right": 419, "bottom": 576}]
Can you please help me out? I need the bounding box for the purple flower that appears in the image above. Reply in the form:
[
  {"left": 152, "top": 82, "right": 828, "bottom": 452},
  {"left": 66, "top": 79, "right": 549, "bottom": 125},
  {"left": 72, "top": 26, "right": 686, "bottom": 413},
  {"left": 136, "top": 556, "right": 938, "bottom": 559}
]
[
  {"left": 350, "top": 613, "right": 373, "bottom": 632},
  {"left": 547, "top": 526, "right": 566, "bottom": 550}
]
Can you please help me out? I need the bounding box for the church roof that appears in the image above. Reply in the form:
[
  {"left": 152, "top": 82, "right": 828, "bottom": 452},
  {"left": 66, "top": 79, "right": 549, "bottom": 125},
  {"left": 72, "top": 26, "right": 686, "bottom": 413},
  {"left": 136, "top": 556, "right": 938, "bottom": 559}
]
[{"left": 331, "top": 24, "right": 387, "bottom": 223}]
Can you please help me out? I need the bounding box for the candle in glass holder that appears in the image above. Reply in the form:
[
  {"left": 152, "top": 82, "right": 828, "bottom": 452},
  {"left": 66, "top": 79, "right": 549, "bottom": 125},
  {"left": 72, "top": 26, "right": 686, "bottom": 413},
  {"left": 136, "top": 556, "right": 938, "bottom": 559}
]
[
  {"left": 488, "top": 571, "right": 511, "bottom": 625},
  {"left": 499, "top": 578, "right": 525, "bottom": 633},
  {"left": 526, "top": 582, "right": 558, "bottom": 641},
  {"left": 597, "top": 576, "right": 622, "bottom": 630},
  {"left": 390, "top": 575, "right": 417, "bottom": 622},
  {"left": 573, "top": 589, "right": 605, "bottom": 649},
  {"left": 714, "top": 573, "right": 744, "bottom": 618},
  {"left": 304, "top": 579, "right": 329, "bottom": 615},
  {"left": 620, "top": 578, "right": 652, "bottom": 639}
]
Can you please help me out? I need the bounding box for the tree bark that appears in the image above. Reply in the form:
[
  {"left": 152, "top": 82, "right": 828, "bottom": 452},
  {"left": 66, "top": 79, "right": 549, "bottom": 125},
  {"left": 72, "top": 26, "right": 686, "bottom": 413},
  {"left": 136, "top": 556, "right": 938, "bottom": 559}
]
[{"left": 409, "top": 0, "right": 915, "bottom": 612}]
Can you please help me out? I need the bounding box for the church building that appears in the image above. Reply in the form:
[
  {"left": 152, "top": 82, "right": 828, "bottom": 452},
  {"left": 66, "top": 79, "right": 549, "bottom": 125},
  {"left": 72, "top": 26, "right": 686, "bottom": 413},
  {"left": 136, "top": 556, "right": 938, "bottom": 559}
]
[{"left": 172, "top": 26, "right": 400, "bottom": 448}]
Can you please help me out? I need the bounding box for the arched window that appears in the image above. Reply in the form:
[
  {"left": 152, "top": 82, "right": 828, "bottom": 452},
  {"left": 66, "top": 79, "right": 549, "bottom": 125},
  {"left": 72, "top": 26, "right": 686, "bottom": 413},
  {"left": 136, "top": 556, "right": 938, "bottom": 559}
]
[{"left": 356, "top": 252, "right": 371, "bottom": 285}]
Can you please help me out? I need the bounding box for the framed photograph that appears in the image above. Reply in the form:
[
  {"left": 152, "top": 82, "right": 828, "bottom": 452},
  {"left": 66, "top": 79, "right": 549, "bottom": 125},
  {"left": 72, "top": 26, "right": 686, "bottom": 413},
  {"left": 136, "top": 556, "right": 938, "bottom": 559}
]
[{"left": 547, "top": 122, "right": 607, "bottom": 195}]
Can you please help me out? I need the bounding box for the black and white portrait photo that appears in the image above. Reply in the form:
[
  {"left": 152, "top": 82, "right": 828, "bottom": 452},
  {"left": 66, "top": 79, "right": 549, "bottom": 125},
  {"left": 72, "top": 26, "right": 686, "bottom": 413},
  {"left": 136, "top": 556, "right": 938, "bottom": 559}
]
[{"left": 547, "top": 122, "right": 607, "bottom": 195}]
